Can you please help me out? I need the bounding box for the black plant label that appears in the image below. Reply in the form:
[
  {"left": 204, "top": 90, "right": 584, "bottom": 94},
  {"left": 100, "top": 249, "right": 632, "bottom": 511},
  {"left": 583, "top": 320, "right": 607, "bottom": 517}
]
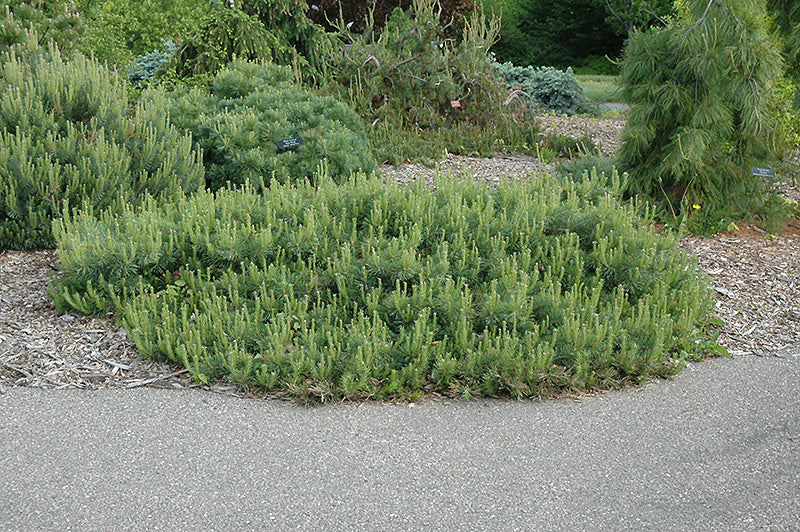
[{"left": 277, "top": 137, "right": 304, "bottom": 151}]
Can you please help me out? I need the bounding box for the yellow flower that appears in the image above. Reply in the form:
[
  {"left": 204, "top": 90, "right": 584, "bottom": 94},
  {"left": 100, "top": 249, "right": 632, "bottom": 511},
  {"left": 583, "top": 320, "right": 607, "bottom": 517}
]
[{"left": 692, "top": 204, "right": 701, "bottom": 210}]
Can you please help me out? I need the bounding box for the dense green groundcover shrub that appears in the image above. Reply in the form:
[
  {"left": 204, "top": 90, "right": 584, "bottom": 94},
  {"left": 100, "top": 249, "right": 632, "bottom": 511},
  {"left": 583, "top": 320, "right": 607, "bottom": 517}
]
[
  {"left": 163, "top": 60, "right": 377, "bottom": 190},
  {"left": 52, "top": 171, "right": 714, "bottom": 401},
  {"left": 493, "top": 61, "right": 593, "bottom": 116},
  {"left": 0, "top": 40, "right": 204, "bottom": 249},
  {"left": 1, "top": 1, "right": 84, "bottom": 57}
]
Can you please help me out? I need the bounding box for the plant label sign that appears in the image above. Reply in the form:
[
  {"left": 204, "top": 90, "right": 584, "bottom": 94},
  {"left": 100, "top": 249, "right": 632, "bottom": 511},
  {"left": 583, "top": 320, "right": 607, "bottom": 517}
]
[
  {"left": 752, "top": 167, "right": 775, "bottom": 178},
  {"left": 277, "top": 137, "right": 304, "bottom": 151},
  {"left": 450, "top": 100, "right": 461, "bottom": 108}
]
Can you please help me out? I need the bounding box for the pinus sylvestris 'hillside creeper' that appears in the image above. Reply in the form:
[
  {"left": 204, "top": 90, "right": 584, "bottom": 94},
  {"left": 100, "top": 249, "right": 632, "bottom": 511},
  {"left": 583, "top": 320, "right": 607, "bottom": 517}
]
[
  {"left": 0, "top": 39, "right": 204, "bottom": 249},
  {"left": 617, "top": 0, "right": 783, "bottom": 220},
  {"left": 51, "top": 171, "right": 715, "bottom": 401},
  {"left": 163, "top": 60, "right": 376, "bottom": 191}
]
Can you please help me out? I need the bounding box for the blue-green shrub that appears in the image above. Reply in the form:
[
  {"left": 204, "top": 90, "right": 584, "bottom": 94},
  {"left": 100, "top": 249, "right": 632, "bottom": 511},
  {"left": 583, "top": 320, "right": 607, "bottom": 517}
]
[
  {"left": 126, "top": 40, "right": 178, "bottom": 86},
  {"left": 494, "top": 61, "right": 593, "bottom": 115}
]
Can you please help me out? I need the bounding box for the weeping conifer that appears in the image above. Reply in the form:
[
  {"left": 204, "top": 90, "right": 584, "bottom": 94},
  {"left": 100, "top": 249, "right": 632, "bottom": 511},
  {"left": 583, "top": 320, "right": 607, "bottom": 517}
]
[
  {"left": 172, "top": 0, "right": 336, "bottom": 80},
  {"left": 768, "top": 0, "right": 800, "bottom": 104},
  {"left": 618, "top": 0, "right": 783, "bottom": 221}
]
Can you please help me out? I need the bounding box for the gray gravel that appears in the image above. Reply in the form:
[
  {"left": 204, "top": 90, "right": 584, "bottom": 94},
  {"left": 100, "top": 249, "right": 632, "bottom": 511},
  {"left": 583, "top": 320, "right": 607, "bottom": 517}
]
[{"left": 1, "top": 352, "right": 799, "bottom": 532}]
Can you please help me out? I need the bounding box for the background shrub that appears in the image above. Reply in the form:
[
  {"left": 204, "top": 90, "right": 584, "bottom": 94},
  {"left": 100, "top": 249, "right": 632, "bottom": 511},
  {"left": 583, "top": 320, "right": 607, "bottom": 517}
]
[
  {"left": 78, "top": 0, "right": 210, "bottom": 68},
  {"left": 307, "top": 0, "right": 477, "bottom": 37},
  {"left": 493, "top": 62, "right": 593, "bottom": 116},
  {"left": 0, "top": 40, "right": 204, "bottom": 249},
  {"left": 485, "top": 0, "right": 625, "bottom": 68},
  {"left": 322, "top": 0, "right": 536, "bottom": 163},
  {"left": 327, "top": 0, "right": 507, "bottom": 130},
  {"left": 482, "top": 0, "right": 674, "bottom": 69},
  {"left": 163, "top": 60, "right": 377, "bottom": 190},
  {"left": 52, "top": 171, "right": 714, "bottom": 401},
  {"left": 126, "top": 40, "right": 178, "bottom": 86},
  {"left": 172, "top": 1, "right": 336, "bottom": 81}
]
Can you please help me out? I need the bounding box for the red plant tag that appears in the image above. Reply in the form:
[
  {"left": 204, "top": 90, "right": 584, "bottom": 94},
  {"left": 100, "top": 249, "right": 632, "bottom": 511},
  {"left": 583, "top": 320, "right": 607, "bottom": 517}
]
[{"left": 450, "top": 100, "right": 461, "bottom": 108}]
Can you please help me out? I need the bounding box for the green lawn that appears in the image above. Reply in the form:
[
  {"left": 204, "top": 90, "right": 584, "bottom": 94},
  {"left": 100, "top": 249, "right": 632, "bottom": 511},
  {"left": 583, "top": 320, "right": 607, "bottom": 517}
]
[{"left": 576, "top": 74, "right": 622, "bottom": 103}]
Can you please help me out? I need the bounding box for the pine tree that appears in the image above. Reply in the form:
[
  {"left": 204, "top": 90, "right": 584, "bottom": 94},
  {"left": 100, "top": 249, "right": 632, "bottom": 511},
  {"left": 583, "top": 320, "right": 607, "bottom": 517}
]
[
  {"left": 768, "top": 0, "right": 800, "bottom": 103},
  {"left": 0, "top": 36, "right": 203, "bottom": 249},
  {"left": 618, "top": 0, "right": 784, "bottom": 222},
  {"left": 172, "top": 0, "right": 336, "bottom": 80}
]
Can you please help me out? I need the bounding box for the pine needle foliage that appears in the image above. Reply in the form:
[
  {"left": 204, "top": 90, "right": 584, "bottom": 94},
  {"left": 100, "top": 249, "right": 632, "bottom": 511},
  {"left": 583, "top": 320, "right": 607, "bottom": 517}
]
[
  {"left": 617, "top": 0, "right": 784, "bottom": 223},
  {"left": 162, "top": 60, "right": 376, "bottom": 190},
  {"left": 52, "top": 170, "right": 714, "bottom": 401},
  {"left": 0, "top": 39, "right": 204, "bottom": 249},
  {"left": 768, "top": 0, "right": 800, "bottom": 81},
  {"left": 0, "top": 1, "right": 84, "bottom": 56},
  {"left": 323, "top": 0, "right": 535, "bottom": 162},
  {"left": 172, "top": 0, "right": 336, "bottom": 80}
]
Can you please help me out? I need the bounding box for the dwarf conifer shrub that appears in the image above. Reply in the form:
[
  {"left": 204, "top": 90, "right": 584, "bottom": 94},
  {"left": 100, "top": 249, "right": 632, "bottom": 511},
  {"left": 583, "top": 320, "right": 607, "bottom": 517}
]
[
  {"left": 493, "top": 61, "right": 593, "bottom": 116},
  {"left": 327, "top": 0, "right": 516, "bottom": 131},
  {"left": 0, "top": 1, "right": 84, "bottom": 56},
  {"left": 52, "top": 170, "right": 714, "bottom": 401},
  {"left": 0, "top": 42, "right": 203, "bottom": 249},
  {"left": 127, "top": 40, "right": 178, "bottom": 86},
  {"left": 163, "top": 60, "right": 376, "bottom": 190}
]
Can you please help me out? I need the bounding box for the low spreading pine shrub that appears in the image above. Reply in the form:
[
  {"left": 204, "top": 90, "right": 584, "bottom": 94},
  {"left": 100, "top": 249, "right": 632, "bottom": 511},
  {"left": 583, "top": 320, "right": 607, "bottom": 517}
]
[
  {"left": 163, "top": 60, "right": 376, "bottom": 190},
  {"left": 0, "top": 1, "right": 84, "bottom": 57},
  {"left": 493, "top": 61, "right": 594, "bottom": 116},
  {"left": 0, "top": 40, "right": 204, "bottom": 249},
  {"left": 52, "top": 170, "right": 714, "bottom": 401}
]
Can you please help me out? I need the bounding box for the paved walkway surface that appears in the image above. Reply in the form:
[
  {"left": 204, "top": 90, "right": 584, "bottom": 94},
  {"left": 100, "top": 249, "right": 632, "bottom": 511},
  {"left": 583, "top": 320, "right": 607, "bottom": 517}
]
[{"left": 1, "top": 352, "right": 799, "bottom": 531}]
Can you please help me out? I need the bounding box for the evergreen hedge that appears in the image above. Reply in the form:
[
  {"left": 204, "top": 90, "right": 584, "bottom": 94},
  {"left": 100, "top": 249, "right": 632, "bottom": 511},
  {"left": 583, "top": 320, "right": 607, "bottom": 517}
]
[
  {"left": 0, "top": 40, "right": 204, "bottom": 249},
  {"left": 163, "top": 60, "right": 376, "bottom": 191},
  {"left": 52, "top": 170, "right": 714, "bottom": 401}
]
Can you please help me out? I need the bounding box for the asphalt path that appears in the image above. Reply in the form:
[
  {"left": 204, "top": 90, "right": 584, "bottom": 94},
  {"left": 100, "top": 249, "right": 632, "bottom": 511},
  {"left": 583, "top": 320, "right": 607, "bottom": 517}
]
[{"left": 1, "top": 352, "right": 799, "bottom": 532}]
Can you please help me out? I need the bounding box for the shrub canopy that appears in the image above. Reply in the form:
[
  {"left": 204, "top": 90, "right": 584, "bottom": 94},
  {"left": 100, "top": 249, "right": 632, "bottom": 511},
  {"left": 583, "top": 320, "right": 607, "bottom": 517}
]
[
  {"left": 0, "top": 39, "right": 204, "bottom": 249},
  {"left": 52, "top": 171, "right": 714, "bottom": 400}
]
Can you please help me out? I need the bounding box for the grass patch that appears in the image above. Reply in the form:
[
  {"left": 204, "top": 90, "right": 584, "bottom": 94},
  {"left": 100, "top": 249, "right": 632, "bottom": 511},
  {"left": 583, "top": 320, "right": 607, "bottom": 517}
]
[
  {"left": 575, "top": 74, "right": 622, "bottom": 103},
  {"left": 52, "top": 169, "right": 714, "bottom": 402}
]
